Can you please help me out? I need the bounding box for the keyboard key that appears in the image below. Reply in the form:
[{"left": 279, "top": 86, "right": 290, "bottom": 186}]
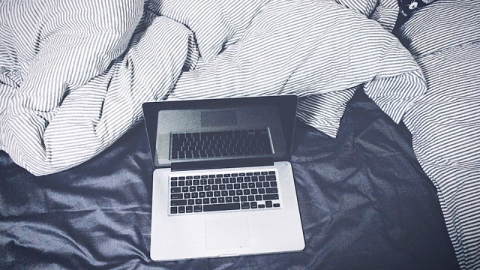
[
  {"left": 184, "top": 193, "right": 191, "bottom": 199},
  {"left": 214, "top": 191, "right": 221, "bottom": 197},
  {"left": 221, "top": 191, "right": 228, "bottom": 196},
  {"left": 192, "top": 192, "right": 198, "bottom": 198},
  {"left": 233, "top": 196, "right": 240, "bottom": 202},
  {"left": 236, "top": 190, "right": 243, "bottom": 196},
  {"left": 178, "top": 206, "right": 186, "bottom": 213},
  {"left": 195, "top": 199, "right": 202, "bottom": 204},
  {"left": 188, "top": 199, "right": 194, "bottom": 205},
  {"left": 244, "top": 189, "right": 250, "bottom": 195},
  {"left": 259, "top": 204, "right": 266, "bottom": 209},
  {"left": 248, "top": 195, "right": 255, "bottom": 201},
  {"left": 203, "top": 198, "right": 210, "bottom": 204},
  {"left": 266, "top": 201, "right": 273, "bottom": 208},
  {"left": 170, "top": 207, "right": 177, "bottom": 214},
  {"left": 255, "top": 195, "right": 263, "bottom": 201},
  {"left": 226, "top": 197, "right": 233, "bottom": 202},
  {"left": 171, "top": 187, "right": 181, "bottom": 193},
  {"left": 218, "top": 197, "right": 225, "bottom": 203},
  {"left": 186, "top": 206, "right": 193, "bottom": 213},
  {"left": 199, "top": 192, "right": 206, "bottom": 198},
  {"left": 263, "top": 194, "right": 279, "bottom": 200},
  {"left": 194, "top": 205, "right": 202, "bottom": 212},
  {"left": 241, "top": 196, "right": 247, "bottom": 202},
  {"left": 171, "top": 200, "right": 187, "bottom": 206},
  {"left": 274, "top": 203, "right": 280, "bottom": 207},
  {"left": 263, "top": 182, "right": 270, "bottom": 187},
  {"left": 270, "top": 181, "right": 277, "bottom": 187},
  {"left": 251, "top": 202, "right": 258, "bottom": 209},
  {"left": 171, "top": 181, "right": 178, "bottom": 187},
  {"left": 266, "top": 188, "right": 278, "bottom": 194},
  {"left": 203, "top": 203, "right": 241, "bottom": 212},
  {"left": 171, "top": 194, "right": 183, "bottom": 200},
  {"left": 241, "top": 202, "right": 250, "bottom": 209},
  {"left": 211, "top": 198, "right": 218, "bottom": 204},
  {"left": 190, "top": 186, "right": 196, "bottom": 192},
  {"left": 182, "top": 187, "right": 188, "bottom": 192},
  {"left": 266, "top": 175, "right": 276, "bottom": 180},
  {"left": 207, "top": 191, "right": 213, "bottom": 197}
]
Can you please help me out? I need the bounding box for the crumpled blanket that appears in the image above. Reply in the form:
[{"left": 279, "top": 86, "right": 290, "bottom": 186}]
[{"left": 0, "top": 0, "right": 426, "bottom": 176}]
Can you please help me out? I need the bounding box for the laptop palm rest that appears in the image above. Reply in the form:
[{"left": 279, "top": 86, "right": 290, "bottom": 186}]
[{"left": 205, "top": 218, "right": 251, "bottom": 250}]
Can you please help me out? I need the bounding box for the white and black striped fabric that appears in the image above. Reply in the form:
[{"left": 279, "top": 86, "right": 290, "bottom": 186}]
[
  {"left": 400, "top": 1, "right": 480, "bottom": 269},
  {"left": 1, "top": 0, "right": 426, "bottom": 176},
  {"left": 169, "top": 0, "right": 426, "bottom": 133},
  {"left": 0, "top": 0, "right": 198, "bottom": 175}
]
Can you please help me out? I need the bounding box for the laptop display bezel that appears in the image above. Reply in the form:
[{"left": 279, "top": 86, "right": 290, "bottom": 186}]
[{"left": 142, "top": 95, "right": 298, "bottom": 170}]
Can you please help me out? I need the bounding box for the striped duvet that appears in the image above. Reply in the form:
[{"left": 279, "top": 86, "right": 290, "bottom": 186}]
[
  {"left": 0, "top": 0, "right": 425, "bottom": 175},
  {"left": 1, "top": 0, "right": 478, "bottom": 268},
  {"left": 400, "top": 1, "right": 480, "bottom": 269}
]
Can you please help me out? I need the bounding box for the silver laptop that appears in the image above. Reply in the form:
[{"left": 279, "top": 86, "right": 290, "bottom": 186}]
[{"left": 143, "top": 95, "right": 304, "bottom": 261}]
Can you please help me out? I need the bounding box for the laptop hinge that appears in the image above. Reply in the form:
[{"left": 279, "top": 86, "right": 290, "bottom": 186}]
[{"left": 170, "top": 158, "right": 274, "bottom": 172}]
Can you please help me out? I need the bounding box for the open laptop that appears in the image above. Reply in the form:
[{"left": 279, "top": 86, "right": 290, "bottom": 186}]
[{"left": 143, "top": 95, "right": 304, "bottom": 261}]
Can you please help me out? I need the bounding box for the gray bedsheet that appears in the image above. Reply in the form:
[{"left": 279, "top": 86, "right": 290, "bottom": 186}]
[{"left": 0, "top": 88, "right": 458, "bottom": 269}]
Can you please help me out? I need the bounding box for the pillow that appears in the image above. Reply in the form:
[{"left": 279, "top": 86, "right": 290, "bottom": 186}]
[
  {"left": 169, "top": 0, "right": 426, "bottom": 138},
  {"left": 147, "top": 0, "right": 270, "bottom": 63}
]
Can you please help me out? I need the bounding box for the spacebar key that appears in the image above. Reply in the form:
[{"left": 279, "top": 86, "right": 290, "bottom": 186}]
[{"left": 203, "top": 203, "right": 240, "bottom": 212}]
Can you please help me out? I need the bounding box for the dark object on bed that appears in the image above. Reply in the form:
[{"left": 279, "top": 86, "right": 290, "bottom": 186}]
[{"left": 0, "top": 88, "right": 458, "bottom": 269}]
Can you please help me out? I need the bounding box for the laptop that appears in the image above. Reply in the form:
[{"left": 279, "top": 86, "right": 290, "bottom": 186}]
[{"left": 143, "top": 95, "right": 305, "bottom": 261}]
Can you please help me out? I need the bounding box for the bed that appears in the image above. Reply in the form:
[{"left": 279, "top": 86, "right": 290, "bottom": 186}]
[{"left": 1, "top": 0, "right": 478, "bottom": 269}]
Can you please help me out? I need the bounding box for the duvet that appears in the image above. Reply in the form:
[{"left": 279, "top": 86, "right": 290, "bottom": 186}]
[
  {"left": 1, "top": 0, "right": 479, "bottom": 269},
  {"left": 0, "top": 0, "right": 425, "bottom": 176}
]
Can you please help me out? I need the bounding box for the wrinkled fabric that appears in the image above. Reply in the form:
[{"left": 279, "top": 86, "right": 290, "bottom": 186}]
[{"left": 0, "top": 89, "right": 458, "bottom": 269}]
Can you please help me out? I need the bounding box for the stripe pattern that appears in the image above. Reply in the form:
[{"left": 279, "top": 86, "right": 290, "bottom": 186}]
[
  {"left": 169, "top": 0, "right": 426, "bottom": 136},
  {"left": 0, "top": 1, "right": 198, "bottom": 175},
  {"left": 1, "top": 0, "right": 426, "bottom": 176},
  {"left": 400, "top": 1, "right": 480, "bottom": 269}
]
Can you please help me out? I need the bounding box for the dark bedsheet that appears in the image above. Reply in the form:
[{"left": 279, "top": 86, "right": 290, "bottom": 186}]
[{"left": 0, "top": 88, "right": 459, "bottom": 269}]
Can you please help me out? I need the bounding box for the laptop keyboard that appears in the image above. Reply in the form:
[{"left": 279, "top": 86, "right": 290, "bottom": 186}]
[
  {"left": 169, "top": 171, "right": 280, "bottom": 214},
  {"left": 170, "top": 129, "right": 272, "bottom": 160}
]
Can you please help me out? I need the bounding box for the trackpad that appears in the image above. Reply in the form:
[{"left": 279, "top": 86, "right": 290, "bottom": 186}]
[{"left": 205, "top": 218, "right": 251, "bottom": 250}]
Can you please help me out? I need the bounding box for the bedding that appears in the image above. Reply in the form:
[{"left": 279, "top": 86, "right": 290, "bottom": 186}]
[
  {"left": 0, "top": 0, "right": 476, "bottom": 269},
  {"left": 0, "top": 0, "right": 426, "bottom": 175},
  {"left": 398, "top": 1, "right": 480, "bottom": 268},
  {"left": 0, "top": 88, "right": 459, "bottom": 269}
]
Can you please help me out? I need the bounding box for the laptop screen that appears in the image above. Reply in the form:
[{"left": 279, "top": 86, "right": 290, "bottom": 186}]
[{"left": 143, "top": 95, "right": 297, "bottom": 169}]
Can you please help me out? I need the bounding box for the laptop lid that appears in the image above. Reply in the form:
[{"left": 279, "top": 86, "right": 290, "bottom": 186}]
[{"left": 142, "top": 95, "right": 298, "bottom": 171}]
